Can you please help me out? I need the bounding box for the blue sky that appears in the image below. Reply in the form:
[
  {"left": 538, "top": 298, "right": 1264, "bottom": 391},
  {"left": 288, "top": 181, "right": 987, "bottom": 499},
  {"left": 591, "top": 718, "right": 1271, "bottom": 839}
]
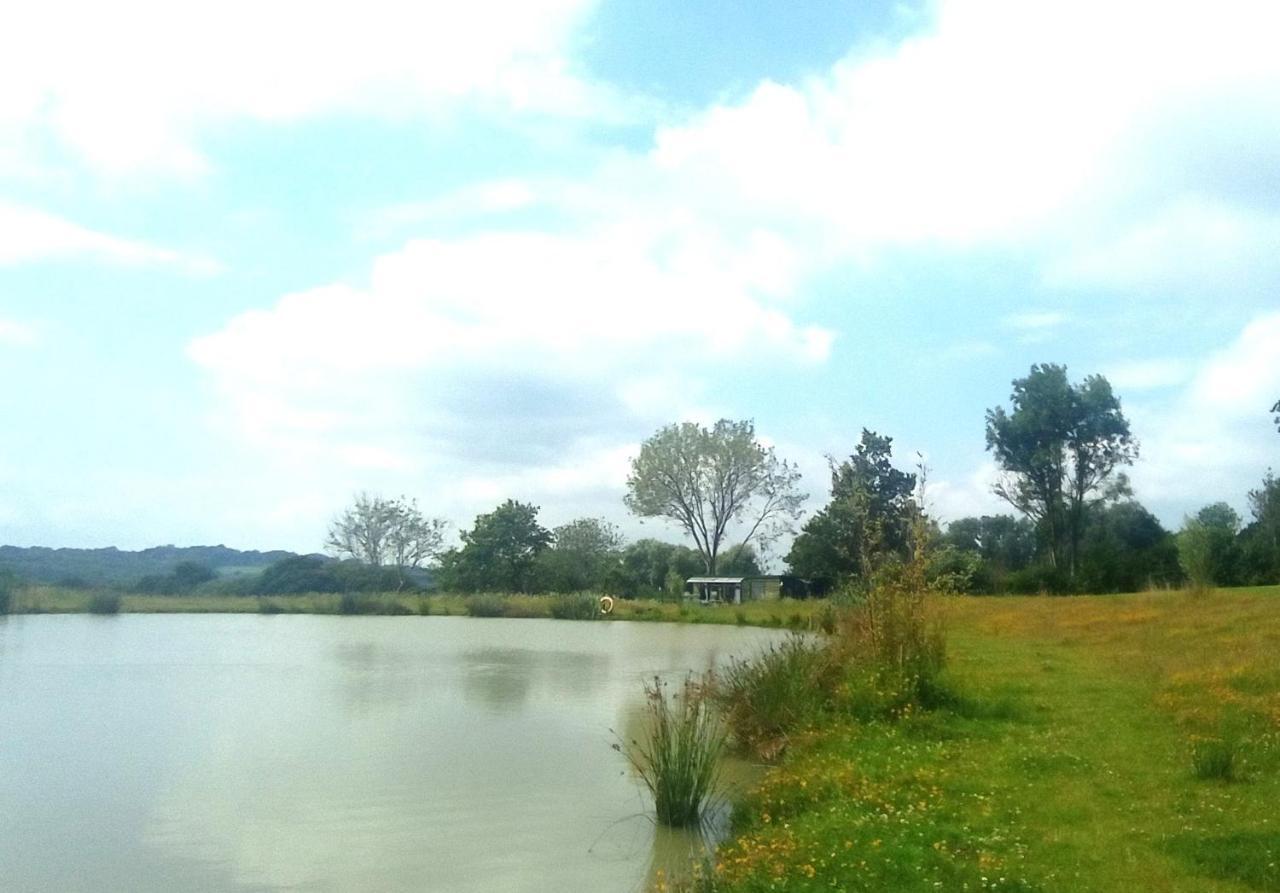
[{"left": 2, "top": 0, "right": 1278, "bottom": 556}]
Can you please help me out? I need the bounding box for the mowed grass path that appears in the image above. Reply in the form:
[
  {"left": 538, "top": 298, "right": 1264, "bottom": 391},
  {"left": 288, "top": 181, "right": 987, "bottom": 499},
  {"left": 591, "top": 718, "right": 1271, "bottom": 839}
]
[{"left": 705, "top": 588, "right": 1280, "bottom": 892}]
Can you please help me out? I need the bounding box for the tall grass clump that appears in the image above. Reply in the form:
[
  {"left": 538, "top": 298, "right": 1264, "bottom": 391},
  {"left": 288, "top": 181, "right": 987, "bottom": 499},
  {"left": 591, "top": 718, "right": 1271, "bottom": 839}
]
[
  {"left": 621, "top": 677, "right": 726, "bottom": 827},
  {"left": 716, "top": 636, "right": 832, "bottom": 760},
  {"left": 0, "top": 573, "right": 14, "bottom": 614},
  {"left": 1192, "top": 737, "right": 1239, "bottom": 781},
  {"left": 87, "top": 591, "right": 122, "bottom": 615},
  {"left": 549, "top": 592, "right": 598, "bottom": 620},
  {"left": 464, "top": 594, "right": 507, "bottom": 617}
]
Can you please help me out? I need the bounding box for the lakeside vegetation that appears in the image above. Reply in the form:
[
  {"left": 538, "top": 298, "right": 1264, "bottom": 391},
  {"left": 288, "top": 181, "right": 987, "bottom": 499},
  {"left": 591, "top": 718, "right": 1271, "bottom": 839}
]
[
  {"left": 6, "top": 577, "right": 1280, "bottom": 890},
  {"left": 2, "top": 583, "right": 828, "bottom": 626},
  {"left": 658, "top": 585, "right": 1280, "bottom": 892}
]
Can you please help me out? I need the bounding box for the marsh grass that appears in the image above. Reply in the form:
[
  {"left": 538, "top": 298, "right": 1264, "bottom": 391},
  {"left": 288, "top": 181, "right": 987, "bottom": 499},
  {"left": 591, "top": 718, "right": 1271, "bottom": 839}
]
[
  {"left": 463, "top": 594, "right": 507, "bottom": 617},
  {"left": 338, "top": 593, "right": 413, "bottom": 615},
  {"left": 549, "top": 593, "right": 599, "bottom": 620},
  {"left": 622, "top": 676, "right": 726, "bottom": 828},
  {"left": 715, "top": 636, "right": 832, "bottom": 759},
  {"left": 87, "top": 592, "right": 121, "bottom": 614}
]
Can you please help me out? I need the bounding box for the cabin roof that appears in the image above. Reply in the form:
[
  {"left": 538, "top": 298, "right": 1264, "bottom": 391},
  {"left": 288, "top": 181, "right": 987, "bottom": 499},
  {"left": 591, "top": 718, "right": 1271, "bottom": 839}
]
[{"left": 686, "top": 576, "right": 747, "bottom": 584}]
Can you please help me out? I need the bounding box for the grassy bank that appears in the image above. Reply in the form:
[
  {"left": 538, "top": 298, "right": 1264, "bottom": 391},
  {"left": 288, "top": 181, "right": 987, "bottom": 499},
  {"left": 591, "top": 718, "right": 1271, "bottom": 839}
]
[
  {"left": 6, "top": 585, "right": 827, "bottom": 627},
  {"left": 673, "top": 586, "right": 1280, "bottom": 892}
]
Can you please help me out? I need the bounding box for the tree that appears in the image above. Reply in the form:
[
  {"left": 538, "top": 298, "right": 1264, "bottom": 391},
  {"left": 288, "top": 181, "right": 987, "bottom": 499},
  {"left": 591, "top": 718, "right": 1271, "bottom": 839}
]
[
  {"left": 786, "top": 430, "right": 916, "bottom": 589},
  {"left": 1241, "top": 471, "right": 1280, "bottom": 583},
  {"left": 985, "top": 364, "right": 1137, "bottom": 581},
  {"left": 437, "top": 499, "right": 551, "bottom": 592},
  {"left": 941, "top": 514, "right": 1037, "bottom": 592},
  {"left": 1075, "top": 501, "right": 1181, "bottom": 593},
  {"left": 625, "top": 419, "right": 803, "bottom": 574},
  {"left": 534, "top": 517, "right": 624, "bottom": 593},
  {"left": 718, "top": 543, "right": 763, "bottom": 576},
  {"left": 172, "top": 560, "right": 217, "bottom": 590},
  {"left": 616, "top": 539, "right": 702, "bottom": 598},
  {"left": 1273, "top": 398, "right": 1280, "bottom": 432},
  {"left": 326, "top": 493, "right": 446, "bottom": 588},
  {"left": 1178, "top": 503, "right": 1243, "bottom": 589},
  {"left": 258, "top": 555, "right": 342, "bottom": 594}
]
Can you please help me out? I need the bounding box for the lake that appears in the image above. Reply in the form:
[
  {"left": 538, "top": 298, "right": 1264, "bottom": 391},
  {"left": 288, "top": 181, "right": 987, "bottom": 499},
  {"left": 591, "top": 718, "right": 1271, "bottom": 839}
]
[{"left": 0, "top": 614, "right": 786, "bottom": 892}]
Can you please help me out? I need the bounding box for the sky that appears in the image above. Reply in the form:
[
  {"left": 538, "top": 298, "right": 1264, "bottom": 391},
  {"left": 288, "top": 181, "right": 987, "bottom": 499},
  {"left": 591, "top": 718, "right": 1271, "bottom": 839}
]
[{"left": 2, "top": 0, "right": 1278, "bottom": 557}]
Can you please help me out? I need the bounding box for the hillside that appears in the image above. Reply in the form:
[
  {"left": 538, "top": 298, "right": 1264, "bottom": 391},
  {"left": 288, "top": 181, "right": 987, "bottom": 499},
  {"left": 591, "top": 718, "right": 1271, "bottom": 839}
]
[{"left": 0, "top": 544, "right": 310, "bottom": 587}]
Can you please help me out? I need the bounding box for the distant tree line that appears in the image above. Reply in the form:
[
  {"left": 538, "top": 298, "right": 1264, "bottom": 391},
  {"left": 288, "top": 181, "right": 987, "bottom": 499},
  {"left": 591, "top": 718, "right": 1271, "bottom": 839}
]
[{"left": 5, "top": 371, "right": 1276, "bottom": 600}]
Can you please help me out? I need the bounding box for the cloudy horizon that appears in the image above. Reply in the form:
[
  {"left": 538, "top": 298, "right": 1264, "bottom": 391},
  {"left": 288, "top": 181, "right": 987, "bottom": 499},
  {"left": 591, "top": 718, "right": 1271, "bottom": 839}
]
[{"left": 2, "top": 0, "right": 1278, "bottom": 556}]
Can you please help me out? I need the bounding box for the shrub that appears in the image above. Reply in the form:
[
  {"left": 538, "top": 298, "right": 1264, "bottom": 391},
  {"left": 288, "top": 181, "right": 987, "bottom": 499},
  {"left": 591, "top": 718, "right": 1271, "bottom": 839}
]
[
  {"left": 257, "top": 598, "right": 285, "bottom": 615},
  {"left": 87, "top": 592, "right": 122, "bottom": 615},
  {"left": 620, "top": 677, "right": 725, "bottom": 827},
  {"left": 465, "top": 595, "right": 506, "bottom": 617},
  {"left": 833, "top": 559, "right": 947, "bottom": 708},
  {"left": 549, "top": 593, "right": 598, "bottom": 620}
]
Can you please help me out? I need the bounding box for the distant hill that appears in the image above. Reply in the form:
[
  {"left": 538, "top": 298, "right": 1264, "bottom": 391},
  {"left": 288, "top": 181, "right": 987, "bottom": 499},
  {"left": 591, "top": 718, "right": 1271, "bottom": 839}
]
[{"left": 0, "top": 544, "right": 317, "bottom": 588}]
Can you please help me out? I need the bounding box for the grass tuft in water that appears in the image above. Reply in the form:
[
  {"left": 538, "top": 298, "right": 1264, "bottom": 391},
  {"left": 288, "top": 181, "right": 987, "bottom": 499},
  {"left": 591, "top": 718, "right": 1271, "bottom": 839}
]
[{"left": 622, "top": 676, "right": 726, "bottom": 828}]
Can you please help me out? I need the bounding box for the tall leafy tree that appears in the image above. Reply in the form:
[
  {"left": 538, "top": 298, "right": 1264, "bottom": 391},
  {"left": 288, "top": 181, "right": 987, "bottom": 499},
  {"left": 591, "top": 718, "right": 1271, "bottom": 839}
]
[
  {"left": 1245, "top": 471, "right": 1280, "bottom": 581},
  {"left": 1178, "top": 502, "right": 1243, "bottom": 589},
  {"left": 1075, "top": 501, "right": 1181, "bottom": 593},
  {"left": 534, "top": 517, "right": 624, "bottom": 593},
  {"left": 625, "top": 419, "right": 803, "bottom": 574},
  {"left": 786, "top": 430, "right": 917, "bottom": 589},
  {"left": 616, "top": 539, "right": 703, "bottom": 598},
  {"left": 438, "top": 500, "right": 551, "bottom": 592},
  {"left": 985, "top": 364, "right": 1136, "bottom": 580}
]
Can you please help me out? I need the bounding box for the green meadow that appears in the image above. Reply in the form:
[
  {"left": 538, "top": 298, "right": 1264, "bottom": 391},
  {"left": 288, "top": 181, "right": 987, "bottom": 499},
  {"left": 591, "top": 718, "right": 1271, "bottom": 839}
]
[{"left": 679, "top": 586, "right": 1280, "bottom": 892}]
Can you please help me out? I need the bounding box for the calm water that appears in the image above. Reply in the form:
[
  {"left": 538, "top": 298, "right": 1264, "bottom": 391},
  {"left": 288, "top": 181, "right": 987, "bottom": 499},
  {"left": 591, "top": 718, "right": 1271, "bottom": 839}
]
[{"left": 0, "top": 614, "right": 785, "bottom": 892}]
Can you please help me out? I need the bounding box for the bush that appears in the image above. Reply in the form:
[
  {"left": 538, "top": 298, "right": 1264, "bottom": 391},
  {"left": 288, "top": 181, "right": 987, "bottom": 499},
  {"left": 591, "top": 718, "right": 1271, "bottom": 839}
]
[
  {"left": 257, "top": 598, "right": 285, "bottom": 615},
  {"left": 549, "top": 593, "right": 598, "bottom": 620},
  {"left": 620, "top": 677, "right": 725, "bottom": 827},
  {"left": 87, "top": 592, "right": 122, "bottom": 615},
  {"left": 465, "top": 595, "right": 507, "bottom": 617}
]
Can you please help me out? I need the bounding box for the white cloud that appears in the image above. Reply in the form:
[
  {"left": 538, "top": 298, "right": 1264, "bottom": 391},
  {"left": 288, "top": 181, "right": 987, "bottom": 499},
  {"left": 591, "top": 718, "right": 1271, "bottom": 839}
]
[
  {"left": 190, "top": 216, "right": 834, "bottom": 526},
  {"left": 0, "top": 318, "right": 38, "bottom": 346},
  {"left": 0, "top": 201, "right": 220, "bottom": 272},
  {"left": 1003, "top": 311, "right": 1067, "bottom": 332},
  {"left": 1129, "top": 312, "right": 1280, "bottom": 522},
  {"left": 0, "top": 0, "right": 610, "bottom": 176},
  {"left": 627, "top": 0, "right": 1280, "bottom": 284},
  {"left": 1103, "top": 358, "right": 1192, "bottom": 392},
  {"left": 1045, "top": 199, "right": 1280, "bottom": 292},
  {"left": 927, "top": 460, "right": 1006, "bottom": 525}
]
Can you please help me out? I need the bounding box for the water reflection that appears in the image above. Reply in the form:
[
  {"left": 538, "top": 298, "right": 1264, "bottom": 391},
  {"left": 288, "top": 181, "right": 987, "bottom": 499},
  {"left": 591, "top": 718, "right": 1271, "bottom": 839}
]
[{"left": 0, "top": 615, "right": 786, "bottom": 892}]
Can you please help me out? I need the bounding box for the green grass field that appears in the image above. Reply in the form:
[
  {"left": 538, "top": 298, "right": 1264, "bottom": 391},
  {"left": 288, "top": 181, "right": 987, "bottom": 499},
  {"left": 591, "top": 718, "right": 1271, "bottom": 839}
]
[{"left": 686, "top": 587, "right": 1280, "bottom": 892}]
